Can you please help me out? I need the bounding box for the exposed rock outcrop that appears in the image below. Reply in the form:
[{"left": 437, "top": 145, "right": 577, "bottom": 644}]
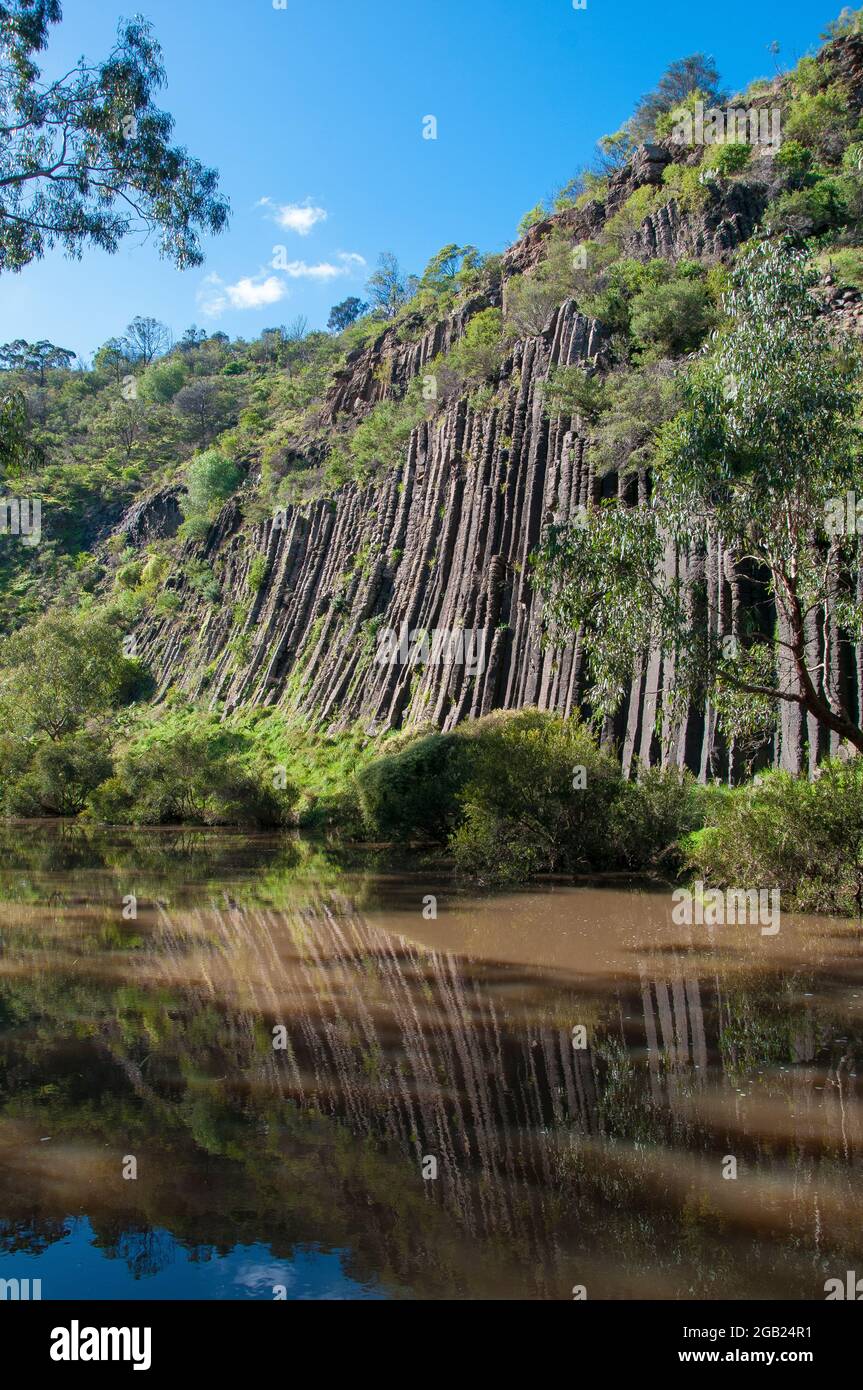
[
  {"left": 129, "top": 70, "right": 863, "bottom": 780},
  {"left": 117, "top": 486, "right": 183, "bottom": 546}
]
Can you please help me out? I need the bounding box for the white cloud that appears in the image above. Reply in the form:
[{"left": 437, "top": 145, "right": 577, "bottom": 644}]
[
  {"left": 271, "top": 250, "right": 366, "bottom": 279},
  {"left": 228, "top": 275, "right": 288, "bottom": 309},
  {"left": 198, "top": 272, "right": 288, "bottom": 318},
  {"left": 257, "top": 198, "right": 328, "bottom": 236}
]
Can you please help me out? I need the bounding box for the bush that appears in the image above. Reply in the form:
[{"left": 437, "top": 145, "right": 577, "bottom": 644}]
[
  {"left": 605, "top": 185, "right": 663, "bottom": 241},
  {"left": 139, "top": 357, "right": 187, "bottom": 404},
  {"left": 703, "top": 142, "right": 751, "bottom": 177},
  {"left": 517, "top": 203, "right": 547, "bottom": 238},
  {"left": 783, "top": 84, "right": 856, "bottom": 162},
  {"left": 115, "top": 559, "right": 144, "bottom": 590},
  {"left": 764, "top": 177, "right": 851, "bottom": 236},
  {"left": 152, "top": 590, "right": 182, "bottom": 617},
  {"left": 247, "top": 553, "right": 270, "bottom": 593},
  {"left": 357, "top": 731, "right": 471, "bottom": 841},
  {"left": 610, "top": 763, "right": 707, "bottom": 872},
  {"left": 505, "top": 229, "right": 585, "bottom": 337},
  {"left": 684, "top": 759, "right": 863, "bottom": 915},
  {"left": 184, "top": 560, "right": 221, "bottom": 603},
  {"left": 543, "top": 365, "right": 607, "bottom": 424},
  {"left": 449, "top": 803, "right": 545, "bottom": 885},
  {"left": 448, "top": 710, "right": 625, "bottom": 882},
  {"left": 88, "top": 718, "right": 294, "bottom": 827},
  {"left": 182, "top": 449, "right": 242, "bottom": 519},
  {"left": 349, "top": 397, "right": 426, "bottom": 481},
  {"left": 629, "top": 277, "right": 716, "bottom": 358},
  {"left": 774, "top": 139, "right": 813, "bottom": 186},
  {"left": 5, "top": 729, "right": 113, "bottom": 816},
  {"left": 659, "top": 163, "right": 710, "bottom": 214},
  {"left": 444, "top": 308, "right": 505, "bottom": 386},
  {"left": 585, "top": 363, "right": 681, "bottom": 475}
]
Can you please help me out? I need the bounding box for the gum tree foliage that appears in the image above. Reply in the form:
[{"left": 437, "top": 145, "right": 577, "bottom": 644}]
[
  {"left": 327, "top": 296, "right": 368, "bottom": 333},
  {"left": 182, "top": 448, "right": 242, "bottom": 517},
  {"left": 0, "top": 337, "right": 74, "bottom": 380},
  {"left": 123, "top": 316, "right": 171, "bottom": 366},
  {"left": 627, "top": 53, "right": 726, "bottom": 141},
  {"left": 366, "top": 252, "right": 418, "bottom": 320},
  {"left": 533, "top": 241, "right": 863, "bottom": 754},
  {"left": 0, "top": 607, "right": 142, "bottom": 740},
  {"left": 0, "top": 384, "right": 40, "bottom": 471},
  {"left": 93, "top": 335, "right": 133, "bottom": 384},
  {"left": 0, "top": 2, "right": 229, "bottom": 272}
]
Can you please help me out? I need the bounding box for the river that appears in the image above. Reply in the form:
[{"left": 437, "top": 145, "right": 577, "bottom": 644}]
[{"left": 0, "top": 822, "right": 861, "bottom": 1300}]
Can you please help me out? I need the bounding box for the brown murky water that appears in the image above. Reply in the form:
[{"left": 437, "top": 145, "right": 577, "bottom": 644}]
[{"left": 0, "top": 821, "right": 861, "bottom": 1300}]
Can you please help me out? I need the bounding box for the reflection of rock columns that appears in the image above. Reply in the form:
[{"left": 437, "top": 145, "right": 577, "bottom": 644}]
[{"left": 639, "top": 961, "right": 709, "bottom": 1104}]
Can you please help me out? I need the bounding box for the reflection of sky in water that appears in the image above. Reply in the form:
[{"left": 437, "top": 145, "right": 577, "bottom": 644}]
[{"left": 0, "top": 1218, "right": 390, "bottom": 1300}]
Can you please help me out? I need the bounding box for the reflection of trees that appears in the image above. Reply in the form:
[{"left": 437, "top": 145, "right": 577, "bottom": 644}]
[
  {"left": 93, "top": 1223, "right": 178, "bottom": 1280},
  {"left": 0, "top": 1216, "right": 70, "bottom": 1256},
  {"left": 1, "top": 868, "right": 863, "bottom": 1298}
]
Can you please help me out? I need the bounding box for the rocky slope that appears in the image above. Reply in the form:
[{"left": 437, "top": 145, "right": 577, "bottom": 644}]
[{"left": 131, "top": 63, "right": 863, "bottom": 782}]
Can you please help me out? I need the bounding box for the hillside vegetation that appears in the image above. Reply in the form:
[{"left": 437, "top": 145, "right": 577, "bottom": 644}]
[{"left": 3, "top": 9, "right": 863, "bottom": 903}]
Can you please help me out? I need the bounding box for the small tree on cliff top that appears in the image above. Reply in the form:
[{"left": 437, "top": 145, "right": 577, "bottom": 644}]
[{"left": 533, "top": 240, "right": 863, "bottom": 756}]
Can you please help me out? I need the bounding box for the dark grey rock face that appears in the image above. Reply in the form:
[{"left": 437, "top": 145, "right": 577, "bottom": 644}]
[
  {"left": 131, "top": 149, "right": 859, "bottom": 780},
  {"left": 118, "top": 486, "right": 184, "bottom": 546}
]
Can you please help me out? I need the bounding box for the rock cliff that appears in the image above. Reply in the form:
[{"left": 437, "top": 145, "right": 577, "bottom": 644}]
[{"left": 132, "top": 127, "right": 861, "bottom": 781}]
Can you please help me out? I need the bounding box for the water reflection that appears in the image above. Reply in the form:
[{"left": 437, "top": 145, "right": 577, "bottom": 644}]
[{"left": 0, "top": 822, "right": 861, "bottom": 1300}]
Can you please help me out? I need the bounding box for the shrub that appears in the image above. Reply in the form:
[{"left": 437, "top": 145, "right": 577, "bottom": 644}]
[
  {"left": 357, "top": 731, "right": 471, "bottom": 841},
  {"left": 543, "top": 365, "right": 606, "bottom": 424},
  {"left": 177, "top": 514, "right": 211, "bottom": 544},
  {"left": 449, "top": 803, "right": 545, "bottom": 885},
  {"left": 629, "top": 277, "right": 717, "bottom": 358},
  {"left": 88, "top": 718, "right": 294, "bottom": 827},
  {"left": 152, "top": 590, "right": 181, "bottom": 617},
  {"left": 842, "top": 141, "right": 863, "bottom": 174},
  {"left": 703, "top": 141, "right": 751, "bottom": 177},
  {"left": 605, "top": 184, "right": 662, "bottom": 241},
  {"left": 5, "top": 729, "right": 113, "bottom": 816},
  {"left": 0, "top": 606, "right": 147, "bottom": 741},
  {"left": 784, "top": 84, "right": 855, "bottom": 162},
  {"left": 587, "top": 364, "right": 681, "bottom": 475},
  {"left": 139, "top": 357, "right": 187, "bottom": 404},
  {"left": 444, "top": 308, "right": 505, "bottom": 386},
  {"left": 517, "top": 203, "right": 547, "bottom": 238},
  {"left": 610, "top": 763, "right": 706, "bottom": 872},
  {"left": 248, "top": 552, "right": 270, "bottom": 593},
  {"left": 184, "top": 560, "right": 221, "bottom": 602},
  {"left": 349, "top": 397, "right": 426, "bottom": 481},
  {"left": 115, "top": 559, "right": 144, "bottom": 590},
  {"left": 505, "top": 230, "right": 588, "bottom": 338},
  {"left": 764, "top": 177, "right": 851, "bottom": 236},
  {"left": 140, "top": 554, "right": 169, "bottom": 589},
  {"left": 448, "top": 710, "right": 625, "bottom": 882},
  {"left": 774, "top": 139, "right": 813, "bottom": 186},
  {"left": 182, "top": 449, "right": 242, "bottom": 519},
  {"left": 684, "top": 759, "right": 863, "bottom": 915},
  {"left": 660, "top": 163, "right": 710, "bottom": 213}
]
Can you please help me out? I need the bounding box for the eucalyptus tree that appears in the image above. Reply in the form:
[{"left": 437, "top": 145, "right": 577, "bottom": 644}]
[
  {"left": 0, "top": 1, "right": 229, "bottom": 272},
  {"left": 534, "top": 240, "right": 863, "bottom": 755}
]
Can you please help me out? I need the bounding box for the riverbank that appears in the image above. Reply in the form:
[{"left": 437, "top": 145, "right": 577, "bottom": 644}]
[{"left": 3, "top": 704, "right": 862, "bottom": 915}]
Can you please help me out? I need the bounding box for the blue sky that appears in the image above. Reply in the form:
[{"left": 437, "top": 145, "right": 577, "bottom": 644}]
[{"left": 0, "top": 0, "right": 846, "bottom": 360}]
